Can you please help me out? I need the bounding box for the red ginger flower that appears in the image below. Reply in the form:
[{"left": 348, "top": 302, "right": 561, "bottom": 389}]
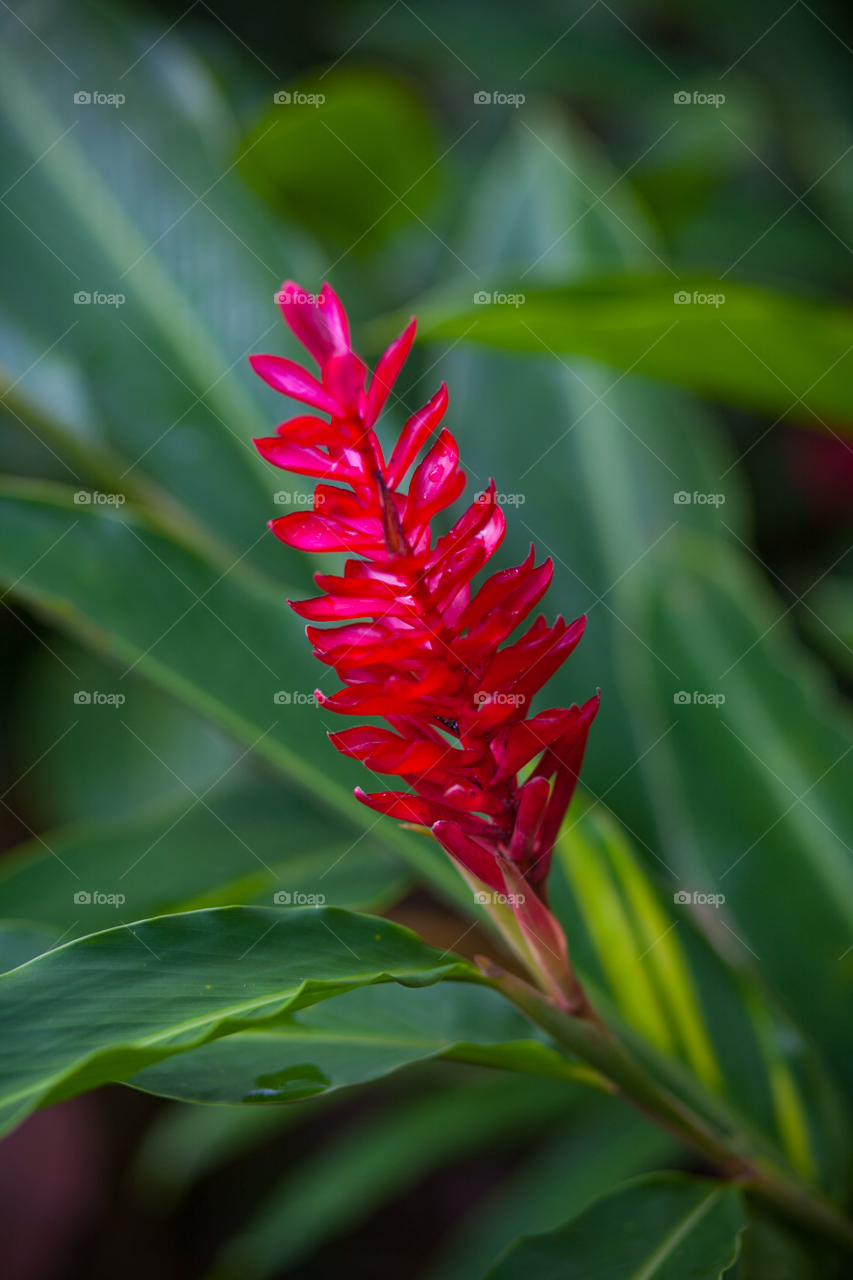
[{"left": 251, "top": 282, "right": 599, "bottom": 1004}]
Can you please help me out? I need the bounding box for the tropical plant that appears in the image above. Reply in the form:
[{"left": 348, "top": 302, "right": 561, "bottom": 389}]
[{"left": 3, "top": 1, "right": 853, "bottom": 1277}]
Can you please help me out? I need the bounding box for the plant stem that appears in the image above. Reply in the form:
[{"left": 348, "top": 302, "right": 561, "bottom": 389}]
[{"left": 480, "top": 962, "right": 853, "bottom": 1255}]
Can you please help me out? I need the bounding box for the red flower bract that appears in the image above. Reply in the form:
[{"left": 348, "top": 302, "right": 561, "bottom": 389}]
[{"left": 252, "top": 281, "right": 599, "bottom": 904}]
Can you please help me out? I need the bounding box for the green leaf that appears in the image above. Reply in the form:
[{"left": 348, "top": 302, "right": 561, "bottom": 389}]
[
  {"left": 434, "top": 108, "right": 853, "bottom": 1140},
  {"left": 0, "top": 905, "right": 478, "bottom": 1137},
  {"left": 0, "top": 921, "right": 58, "bottom": 972},
  {"left": 426, "top": 1098, "right": 680, "bottom": 1280},
  {"left": 207, "top": 1074, "right": 584, "bottom": 1280},
  {"left": 548, "top": 751, "right": 837, "bottom": 1192},
  {"left": 0, "top": 5, "right": 320, "bottom": 584},
  {"left": 638, "top": 534, "right": 853, "bottom": 1102},
  {"left": 550, "top": 796, "right": 830, "bottom": 1188},
  {"left": 799, "top": 577, "right": 853, "bottom": 683},
  {"left": 12, "top": 634, "right": 242, "bottom": 827},
  {"left": 0, "top": 482, "right": 462, "bottom": 902},
  {"left": 0, "top": 775, "right": 409, "bottom": 939},
  {"left": 732, "top": 1202, "right": 836, "bottom": 1279},
  {"left": 484, "top": 1173, "right": 747, "bottom": 1280},
  {"left": 126, "top": 981, "right": 588, "bottom": 1105},
  {"left": 239, "top": 67, "right": 440, "bottom": 250},
  {"left": 399, "top": 273, "right": 853, "bottom": 429}
]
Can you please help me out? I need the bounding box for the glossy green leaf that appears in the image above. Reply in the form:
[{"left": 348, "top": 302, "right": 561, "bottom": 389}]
[
  {"left": 0, "top": 482, "right": 462, "bottom": 902},
  {"left": 127, "top": 980, "right": 589, "bottom": 1105},
  {"left": 0, "top": 905, "right": 478, "bottom": 1137},
  {"left": 239, "top": 67, "right": 440, "bottom": 249},
  {"left": 485, "top": 1173, "right": 747, "bottom": 1280},
  {"left": 400, "top": 273, "right": 853, "bottom": 429},
  {"left": 207, "top": 1074, "right": 584, "bottom": 1280},
  {"left": 427, "top": 1098, "right": 680, "bottom": 1280}
]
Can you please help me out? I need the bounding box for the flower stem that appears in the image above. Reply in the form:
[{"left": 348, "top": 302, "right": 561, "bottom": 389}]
[{"left": 479, "top": 962, "right": 853, "bottom": 1255}]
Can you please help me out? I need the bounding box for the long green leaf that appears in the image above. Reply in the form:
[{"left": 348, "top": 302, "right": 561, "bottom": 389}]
[
  {"left": 127, "top": 980, "right": 590, "bottom": 1105},
  {"left": 436, "top": 108, "right": 853, "bottom": 1124},
  {"left": 0, "top": 1, "right": 319, "bottom": 584},
  {"left": 485, "top": 1173, "right": 747, "bottom": 1280},
  {"left": 427, "top": 1098, "right": 679, "bottom": 1280},
  {"left": 392, "top": 273, "right": 853, "bottom": 429},
  {"left": 0, "top": 776, "right": 409, "bottom": 939},
  {"left": 0, "top": 905, "right": 478, "bottom": 1137},
  {"left": 0, "top": 481, "right": 461, "bottom": 901}
]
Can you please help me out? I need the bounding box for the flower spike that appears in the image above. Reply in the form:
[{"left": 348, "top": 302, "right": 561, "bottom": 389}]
[{"left": 251, "top": 282, "right": 600, "bottom": 1005}]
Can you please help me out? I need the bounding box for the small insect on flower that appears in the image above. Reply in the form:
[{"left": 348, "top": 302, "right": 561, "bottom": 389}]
[{"left": 251, "top": 283, "right": 599, "bottom": 1008}]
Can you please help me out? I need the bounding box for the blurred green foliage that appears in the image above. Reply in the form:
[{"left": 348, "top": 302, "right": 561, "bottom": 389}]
[{"left": 1, "top": 0, "right": 853, "bottom": 1275}]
